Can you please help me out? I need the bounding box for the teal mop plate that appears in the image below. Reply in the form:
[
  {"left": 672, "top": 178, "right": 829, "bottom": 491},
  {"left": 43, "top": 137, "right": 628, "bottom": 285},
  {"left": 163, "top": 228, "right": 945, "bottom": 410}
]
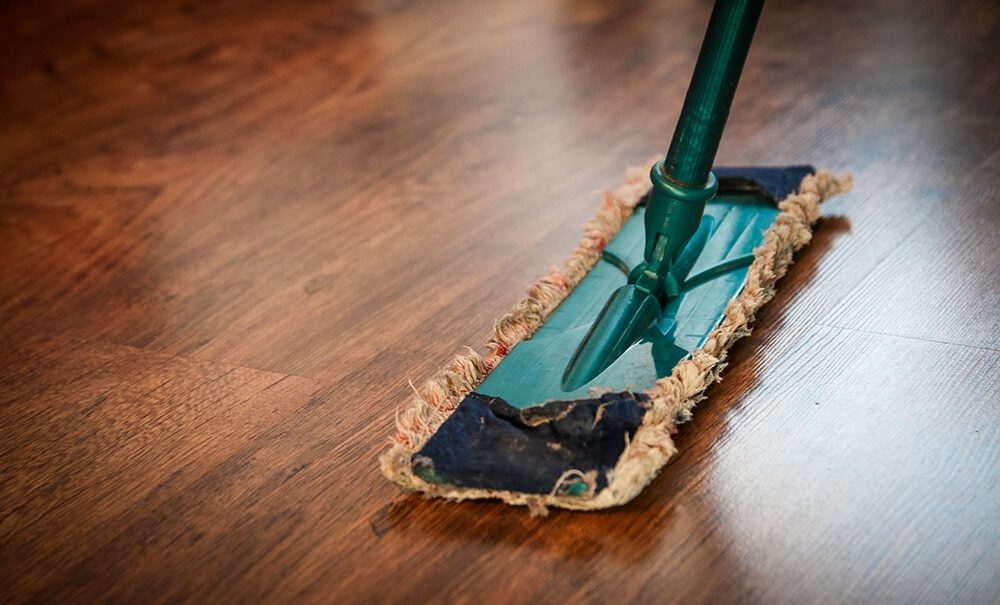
[
  {"left": 478, "top": 190, "right": 778, "bottom": 408},
  {"left": 413, "top": 167, "right": 811, "bottom": 495}
]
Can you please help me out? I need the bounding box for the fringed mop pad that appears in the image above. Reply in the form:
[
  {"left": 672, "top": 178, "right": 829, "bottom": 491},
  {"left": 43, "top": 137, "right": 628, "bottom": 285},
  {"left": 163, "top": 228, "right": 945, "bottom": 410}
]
[{"left": 381, "top": 160, "right": 852, "bottom": 516}]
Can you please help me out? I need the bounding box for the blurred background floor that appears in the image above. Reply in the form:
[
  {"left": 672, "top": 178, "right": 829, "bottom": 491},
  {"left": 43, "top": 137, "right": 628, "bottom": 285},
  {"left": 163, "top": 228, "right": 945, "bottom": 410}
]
[{"left": 1, "top": 0, "right": 998, "bottom": 602}]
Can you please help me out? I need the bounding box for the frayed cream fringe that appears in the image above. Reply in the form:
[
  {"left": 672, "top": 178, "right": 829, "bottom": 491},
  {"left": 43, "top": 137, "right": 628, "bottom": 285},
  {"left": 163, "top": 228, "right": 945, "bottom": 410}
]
[{"left": 380, "top": 161, "right": 852, "bottom": 516}]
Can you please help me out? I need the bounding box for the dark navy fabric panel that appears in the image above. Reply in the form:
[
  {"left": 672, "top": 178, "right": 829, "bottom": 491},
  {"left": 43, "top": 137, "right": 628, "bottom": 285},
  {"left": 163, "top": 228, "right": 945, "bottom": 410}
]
[
  {"left": 714, "top": 165, "right": 815, "bottom": 202},
  {"left": 414, "top": 391, "right": 648, "bottom": 495}
]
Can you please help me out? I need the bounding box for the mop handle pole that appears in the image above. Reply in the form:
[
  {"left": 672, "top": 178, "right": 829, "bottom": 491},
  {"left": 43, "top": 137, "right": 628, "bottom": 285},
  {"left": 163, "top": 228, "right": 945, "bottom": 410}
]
[{"left": 662, "top": 0, "right": 765, "bottom": 188}]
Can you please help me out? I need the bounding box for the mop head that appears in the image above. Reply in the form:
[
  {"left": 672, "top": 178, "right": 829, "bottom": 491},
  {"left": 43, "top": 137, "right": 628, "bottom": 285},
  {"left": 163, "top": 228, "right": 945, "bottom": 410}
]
[{"left": 380, "top": 160, "right": 852, "bottom": 515}]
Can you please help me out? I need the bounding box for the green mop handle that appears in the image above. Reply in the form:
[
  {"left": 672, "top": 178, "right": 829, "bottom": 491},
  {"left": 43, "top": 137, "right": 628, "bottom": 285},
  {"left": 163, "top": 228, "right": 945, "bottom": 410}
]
[
  {"left": 663, "top": 0, "right": 765, "bottom": 187},
  {"left": 639, "top": 0, "right": 764, "bottom": 295}
]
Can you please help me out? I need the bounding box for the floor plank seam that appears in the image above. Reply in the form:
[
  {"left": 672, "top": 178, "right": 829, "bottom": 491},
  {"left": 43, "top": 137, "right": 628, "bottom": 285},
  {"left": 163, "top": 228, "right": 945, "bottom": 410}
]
[{"left": 814, "top": 323, "right": 1000, "bottom": 353}]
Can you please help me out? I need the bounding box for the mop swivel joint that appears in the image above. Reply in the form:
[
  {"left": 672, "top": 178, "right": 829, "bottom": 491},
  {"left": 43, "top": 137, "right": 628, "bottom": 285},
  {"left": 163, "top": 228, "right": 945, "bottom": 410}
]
[
  {"left": 560, "top": 163, "right": 720, "bottom": 391},
  {"left": 632, "top": 162, "right": 719, "bottom": 302}
]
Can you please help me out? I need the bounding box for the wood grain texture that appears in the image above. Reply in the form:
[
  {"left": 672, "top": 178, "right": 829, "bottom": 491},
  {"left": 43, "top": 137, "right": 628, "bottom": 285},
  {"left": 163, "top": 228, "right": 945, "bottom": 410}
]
[{"left": 1, "top": 0, "right": 998, "bottom": 602}]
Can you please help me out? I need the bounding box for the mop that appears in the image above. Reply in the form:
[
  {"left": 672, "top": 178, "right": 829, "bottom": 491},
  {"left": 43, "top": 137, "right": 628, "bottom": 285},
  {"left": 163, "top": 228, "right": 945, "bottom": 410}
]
[{"left": 380, "top": 0, "right": 852, "bottom": 515}]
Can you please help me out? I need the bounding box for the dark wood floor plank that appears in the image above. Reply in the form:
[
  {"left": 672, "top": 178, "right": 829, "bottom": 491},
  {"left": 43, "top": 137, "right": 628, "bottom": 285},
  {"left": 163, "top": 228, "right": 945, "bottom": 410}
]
[{"left": 0, "top": 338, "right": 322, "bottom": 599}]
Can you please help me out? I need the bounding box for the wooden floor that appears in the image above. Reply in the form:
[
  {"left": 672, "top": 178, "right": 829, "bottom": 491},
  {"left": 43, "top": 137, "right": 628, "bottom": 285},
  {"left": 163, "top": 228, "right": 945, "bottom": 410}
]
[{"left": 2, "top": 0, "right": 998, "bottom": 602}]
